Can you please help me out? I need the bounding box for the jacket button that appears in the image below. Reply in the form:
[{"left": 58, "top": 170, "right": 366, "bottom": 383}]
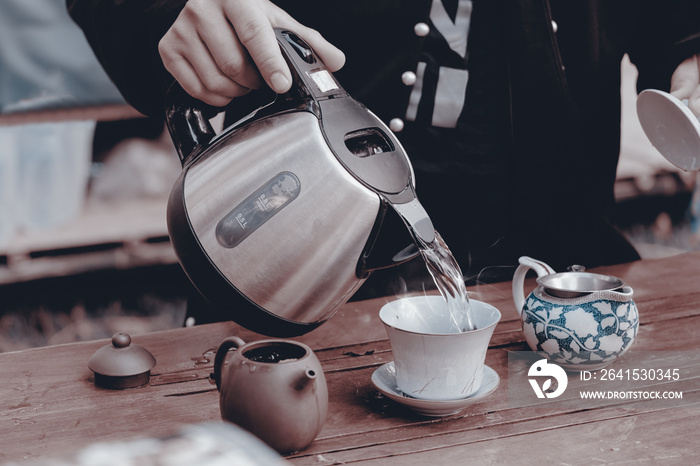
[
  {"left": 401, "top": 71, "right": 417, "bottom": 86},
  {"left": 389, "top": 118, "right": 405, "bottom": 132},
  {"left": 551, "top": 20, "right": 558, "bottom": 33},
  {"left": 414, "top": 22, "right": 430, "bottom": 37}
]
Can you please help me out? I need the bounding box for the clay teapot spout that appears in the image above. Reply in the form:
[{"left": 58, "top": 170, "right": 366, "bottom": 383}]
[{"left": 295, "top": 368, "right": 319, "bottom": 391}]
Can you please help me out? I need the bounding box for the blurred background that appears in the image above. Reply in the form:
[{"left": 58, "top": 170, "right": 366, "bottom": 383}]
[{"left": 1, "top": 1, "right": 698, "bottom": 352}]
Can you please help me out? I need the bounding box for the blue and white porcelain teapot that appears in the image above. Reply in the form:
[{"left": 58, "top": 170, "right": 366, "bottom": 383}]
[{"left": 512, "top": 256, "right": 639, "bottom": 371}]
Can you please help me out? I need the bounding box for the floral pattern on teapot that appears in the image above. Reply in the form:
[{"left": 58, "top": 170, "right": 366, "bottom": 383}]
[{"left": 522, "top": 290, "right": 639, "bottom": 369}]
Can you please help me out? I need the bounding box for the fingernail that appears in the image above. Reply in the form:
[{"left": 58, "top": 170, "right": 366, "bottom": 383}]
[{"left": 270, "top": 72, "right": 290, "bottom": 93}]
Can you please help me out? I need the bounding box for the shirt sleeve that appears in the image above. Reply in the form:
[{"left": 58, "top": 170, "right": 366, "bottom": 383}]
[
  {"left": 629, "top": 1, "right": 700, "bottom": 92},
  {"left": 66, "top": 0, "right": 186, "bottom": 119}
]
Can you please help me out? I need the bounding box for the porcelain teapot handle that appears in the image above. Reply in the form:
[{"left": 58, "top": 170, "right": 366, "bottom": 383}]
[
  {"left": 212, "top": 336, "right": 246, "bottom": 391},
  {"left": 512, "top": 256, "right": 556, "bottom": 316}
]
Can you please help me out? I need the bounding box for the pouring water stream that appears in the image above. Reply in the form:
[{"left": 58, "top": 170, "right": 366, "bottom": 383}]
[
  {"left": 391, "top": 197, "right": 476, "bottom": 333},
  {"left": 415, "top": 231, "right": 476, "bottom": 333}
]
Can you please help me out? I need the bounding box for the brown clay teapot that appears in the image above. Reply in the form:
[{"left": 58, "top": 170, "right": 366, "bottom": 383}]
[{"left": 212, "top": 337, "right": 328, "bottom": 453}]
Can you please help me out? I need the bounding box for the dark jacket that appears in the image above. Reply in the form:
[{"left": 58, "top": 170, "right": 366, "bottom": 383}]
[{"left": 68, "top": 0, "right": 700, "bottom": 281}]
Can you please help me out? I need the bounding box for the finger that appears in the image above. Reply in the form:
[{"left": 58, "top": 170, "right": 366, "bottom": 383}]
[
  {"left": 670, "top": 55, "right": 699, "bottom": 100},
  {"left": 164, "top": 56, "right": 241, "bottom": 107},
  {"left": 257, "top": 7, "right": 346, "bottom": 72},
  {"left": 181, "top": 35, "right": 254, "bottom": 98},
  {"left": 223, "top": 2, "right": 292, "bottom": 93},
  {"left": 287, "top": 24, "right": 346, "bottom": 72},
  {"left": 161, "top": 39, "right": 247, "bottom": 106},
  {"left": 685, "top": 56, "right": 700, "bottom": 116},
  {"left": 163, "top": 9, "right": 254, "bottom": 98},
  {"left": 197, "top": 13, "right": 265, "bottom": 90},
  {"left": 160, "top": 0, "right": 256, "bottom": 103},
  {"left": 688, "top": 85, "right": 700, "bottom": 116}
]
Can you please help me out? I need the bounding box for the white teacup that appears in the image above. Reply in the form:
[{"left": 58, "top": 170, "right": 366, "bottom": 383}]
[{"left": 379, "top": 296, "right": 501, "bottom": 400}]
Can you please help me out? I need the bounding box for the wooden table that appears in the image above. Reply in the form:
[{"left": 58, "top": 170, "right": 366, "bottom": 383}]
[{"left": 2, "top": 252, "right": 700, "bottom": 464}]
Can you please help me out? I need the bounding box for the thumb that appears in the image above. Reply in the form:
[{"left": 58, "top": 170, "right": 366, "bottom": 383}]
[
  {"left": 670, "top": 55, "right": 699, "bottom": 100},
  {"left": 297, "top": 29, "right": 346, "bottom": 72},
  {"left": 223, "top": 1, "right": 293, "bottom": 94},
  {"left": 670, "top": 55, "right": 700, "bottom": 116},
  {"left": 244, "top": 27, "right": 293, "bottom": 94}
]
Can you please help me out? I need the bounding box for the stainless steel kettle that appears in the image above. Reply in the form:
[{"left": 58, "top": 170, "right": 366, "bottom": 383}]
[{"left": 165, "top": 29, "right": 435, "bottom": 337}]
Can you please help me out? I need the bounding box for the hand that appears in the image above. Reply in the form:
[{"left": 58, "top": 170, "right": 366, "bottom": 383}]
[
  {"left": 158, "top": 0, "right": 345, "bottom": 107},
  {"left": 670, "top": 54, "right": 700, "bottom": 116}
]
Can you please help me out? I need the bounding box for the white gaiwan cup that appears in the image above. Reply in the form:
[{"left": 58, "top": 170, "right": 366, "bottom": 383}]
[{"left": 379, "top": 296, "right": 500, "bottom": 400}]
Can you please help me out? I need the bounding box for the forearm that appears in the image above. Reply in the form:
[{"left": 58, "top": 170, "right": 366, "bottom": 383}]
[{"left": 67, "top": 0, "right": 185, "bottom": 119}]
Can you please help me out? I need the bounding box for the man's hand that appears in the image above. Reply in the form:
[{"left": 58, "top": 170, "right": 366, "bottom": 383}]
[
  {"left": 158, "top": 0, "right": 345, "bottom": 107},
  {"left": 670, "top": 54, "right": 700, "bottom": 116}
]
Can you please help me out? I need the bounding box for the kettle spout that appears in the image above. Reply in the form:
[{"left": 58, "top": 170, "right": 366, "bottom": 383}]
[
  {"left": 295, "top": 368, "right": 318, "bottom": 391},
  {"left": 390, "top": 198, "right": 436, "bottom": 245}
]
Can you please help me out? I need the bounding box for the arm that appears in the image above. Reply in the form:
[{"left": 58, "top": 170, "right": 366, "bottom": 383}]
[{"left": 67, "top": 0, "right": 344, "bottom": 117}]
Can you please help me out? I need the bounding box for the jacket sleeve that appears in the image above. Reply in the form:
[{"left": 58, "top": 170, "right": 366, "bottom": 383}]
[
  {"left": 66, "top": 0, "right": 425, "bottom": 123},
  {"left": 67, "top": 0, "right": 185, "bottom": 119},
  {"left": 629, "top": 0, "right": 700, "bottom": 92}
]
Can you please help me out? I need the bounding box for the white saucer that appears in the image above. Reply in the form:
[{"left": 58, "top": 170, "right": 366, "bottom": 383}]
[{"left": 371, "top": 362, "right": 500, "bottom": 417}]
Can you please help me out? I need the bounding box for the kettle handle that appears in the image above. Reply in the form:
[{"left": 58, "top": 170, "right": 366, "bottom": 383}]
[
  {"left": 512, "top": 256, "right": 556, "bottom": 316},
  {"left": 212, "top": 336, "right": 246, "bottom": 391},
  {"left": 164, "top": 81, "right": 279, "bottom": 165},
  {"left": 165, "top": 29, "right": 345, "bottom": 165},
  {"left": 164, "top": 81, "right": 220, "bottom": 165}
]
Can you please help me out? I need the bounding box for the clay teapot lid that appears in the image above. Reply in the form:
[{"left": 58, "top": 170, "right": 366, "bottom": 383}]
[{"left": 88, "top": 333, "right": 156, "bottom": 389}]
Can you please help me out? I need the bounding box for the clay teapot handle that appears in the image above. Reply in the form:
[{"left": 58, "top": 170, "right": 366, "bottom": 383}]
[
  {"left": 512, "top": 256, "right": 556, "bottom": 316},
  {"left": 212, "top": 336, "right": 246, "bottom": 391}
]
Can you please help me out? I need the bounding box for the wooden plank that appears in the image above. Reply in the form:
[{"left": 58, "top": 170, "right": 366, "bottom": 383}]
[
  {"left": 296, "top": 403, "right": 700, "bottom": 465},
  {"left": 0, "top": 105, "right": 143, "bottom": 126},
  {"left": 1, "top": 197, "right": 170, "bottom": 255},
  {"left": 0, "top": 241, "right": 177, "bottom": 284},
  {"left": 0, "top": 196, "right": 176, "bottom": 284}
]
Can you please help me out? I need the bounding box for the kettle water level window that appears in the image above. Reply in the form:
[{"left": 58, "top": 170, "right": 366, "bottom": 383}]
[
  {"left": 215, "top": 172, "right": 301, "bottom": 249},
  {"left": 344, "top": 128, "right": 394, "bottom": 158}
]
